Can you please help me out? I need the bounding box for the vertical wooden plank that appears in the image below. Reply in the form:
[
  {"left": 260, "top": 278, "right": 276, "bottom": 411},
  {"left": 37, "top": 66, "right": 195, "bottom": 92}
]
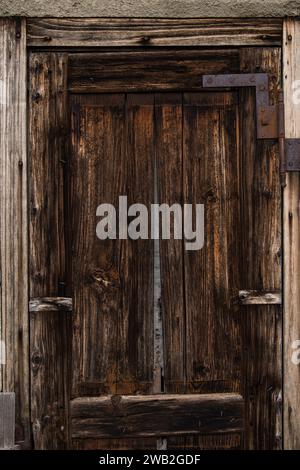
[
  {"left": 155, "top": 93, "right": 185, "bottom": 394},
  {"left": 29, "top": 52, "right": 70, "bottom": 449},
  {"left": 239, "top": 47, "right": 282, "bottom": 449},
  {"left": 29, "top": 52, "right": 68, "bottom": 296},
  {"left": 70, "top": 94, "right": 155, "bottom": 400},
  {"left": 70, "top": 94, "right": 125, "bottom": 398},
  {"left": 0, "top": 393, "right": 15, "bottom": 449},
  {"left": 119, "top": 94, "right": 154, "bottom": 395},
  {"left": 283, "top": 18, "right": 300, "bottom": 450},
  {"left": 0, "top": 18, "right": 29, "bottom": 448},
  {"left": 183, "top": 92, "right": 241, "bottom": 395},
  {"left": 30, "top": 311, "right": 71, "bottom": 450}
]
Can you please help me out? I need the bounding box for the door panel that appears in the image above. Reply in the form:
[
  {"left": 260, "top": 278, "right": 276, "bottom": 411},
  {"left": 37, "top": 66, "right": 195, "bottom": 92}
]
[
  {"left": 29, "top": 47, "right": 282, "bottom": 450},
  {"left": 182, "top": 92, "right": 241, "bottom": 394}
]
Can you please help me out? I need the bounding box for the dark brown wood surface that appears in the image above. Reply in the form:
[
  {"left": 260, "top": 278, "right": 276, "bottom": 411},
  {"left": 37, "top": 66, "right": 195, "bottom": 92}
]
[
  {"left": 70, "top": 94, "right": 155, "bottom": 397},
  {"left": 29, "top": 52, "right": 70, "bottom": 449},
  {"left": 71, "top": 393, "right": 244, "bottom": 438},
  {"left": 238, "top": 47, "right": 282, "bottom": 450},
  {"left": 27, "top": 18, "right": 282, "bottom": 48},
  {"left": 29, "top": 47, "right": 282, "bottom": 450},
  {"left": 68, "top": 50, "right": 239, "bottom": 93},
  {"left": 183, "top": 92, "right": 241, "bottom": 395},
  {"left": 155, "top": 93, "right": 185, "bottom": 393}
]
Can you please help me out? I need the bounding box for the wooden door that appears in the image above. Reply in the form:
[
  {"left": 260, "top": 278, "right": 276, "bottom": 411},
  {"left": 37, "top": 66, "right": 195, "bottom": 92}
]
[{"left": 29, "top": 47, "right": 282, "bottom": 450}]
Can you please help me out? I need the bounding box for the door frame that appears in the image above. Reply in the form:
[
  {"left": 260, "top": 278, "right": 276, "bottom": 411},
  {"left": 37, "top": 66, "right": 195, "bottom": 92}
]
[{"left": 1, "top": 17, "right": 299, "bottom": 449}]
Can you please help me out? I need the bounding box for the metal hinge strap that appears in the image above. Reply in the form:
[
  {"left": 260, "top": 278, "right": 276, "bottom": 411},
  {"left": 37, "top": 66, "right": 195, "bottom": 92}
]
[
  {"left": 203, "top": 73, "right": 300, "bottom": 184},
  {"left": 203, "top": 73, "right": 278, "bottom": 139}
]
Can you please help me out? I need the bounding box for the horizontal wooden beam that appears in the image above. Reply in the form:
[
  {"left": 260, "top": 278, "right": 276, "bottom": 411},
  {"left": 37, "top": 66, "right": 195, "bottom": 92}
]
[
  {"left": 29, "top": 297, "right": 72, "bottom": 312},
  {"left": 27, "top": 18, "right": 282, "bottom": 48},
  {"left": 239, "top": 290, "right": 281, "bottom": 305},
  {"left": 71, "top": 393, "right": 244, "bottom": 438},
  {"left": 68, "top": 50, "right": 239, "bottom": 93}
]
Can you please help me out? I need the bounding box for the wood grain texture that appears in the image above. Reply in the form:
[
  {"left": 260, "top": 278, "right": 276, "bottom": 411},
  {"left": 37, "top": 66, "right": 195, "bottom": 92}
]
[
  {"left": 29, "top": 52, "right": 68, "bottom": 297},
  {"left": 29, "top": 52, "right": 70, "bottom": 449},
  {"left": 27, "top": 18, "right": 282, "bottom": 48},
  {"left": 119, "top": 94, "right": 155, "bottom": 395},
  {"left": 183, "top": 92, "right": 241, "bottom": 395},
  {"left": 155, "top": 94, "right": 185, "bottom": 394},
  {"left": 239, "top": 47, "right": 282, "bottom": 450},
  {"left": 68, "top": 50, "right": 239, "bottom": 93},
  {"left": 70, "top": 94, "right": 154, "bottom": 397},
  {"left": 0, "top": 18, "right": 29, "bottom": 448},
  {"left": 239, "top": 290, "right": 281, "bottom": 305},
  {"left": 0, "top": 393, "right": 15, "bottom": 449},
  {"left": 283, "top": 18, "right": 300, "bottom": 450},
  {"left": 28, "top": 46, "right": 283, "bottom": 450},
  {"left": 71, "top": 393, "right": 244, "bottom": 438},
  {"left": 30, "top": 310, "right": 71, "bottom": 449}
]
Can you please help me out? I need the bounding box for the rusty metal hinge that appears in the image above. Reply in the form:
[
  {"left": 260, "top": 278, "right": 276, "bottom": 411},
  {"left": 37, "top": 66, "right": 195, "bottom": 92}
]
[
  {"left": 203, "top": 73, "right": 300, "bottom": 186},
  {"left": 203, "top": 73, "right": 278, "bottom": 139}
]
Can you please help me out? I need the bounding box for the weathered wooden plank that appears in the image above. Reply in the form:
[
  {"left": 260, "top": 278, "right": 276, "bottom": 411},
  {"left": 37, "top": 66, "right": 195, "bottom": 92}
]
[
  {"left": 183, "top": 91, "right": 241, "bottom": 394},
  {"left": 0, "top": 18, "right": 29, "bottom": 448},
  {"left": 239, "top": 290, "right": 281, "bottom": 305},
  {"left": 70, "top": 94, "right": 125, "bottom": 397},
  {"left": 27, "top": 18, "right": 282, "bottom": 48},
  {"left": 30, "top": 311, "right": 71, "bottom": 449},
  {"left": 29, "top": 52, "right": 70, "bottom": 449},
  {"left": 71, "top": 393, "right": 244, "bottom": 439},
  {"left": 29, "top": 52, "right": 68, "bottom": 297},
  {"left": 68, "top": 50, "right": 239, "bottom": 93},
  {"left": 283, "top": 18, "right": 300, "bottom": 450},
  {"left": 155, "top": 94, "right": 185, "bottom": 394},
  {"left": 70, "top": 94, "right": 154, "bottom": 397},
  {"left": 239, "top": 47, "right": 282, "bottom": 450},
  {"left": 0, "top": 393, "right": 15, "bottom": 449},
  {"left": 118, "top": 94, "right": 154, "bottom": 395},
  {"left": 29, "top": 297, "right": 72, "bottom": 312}
]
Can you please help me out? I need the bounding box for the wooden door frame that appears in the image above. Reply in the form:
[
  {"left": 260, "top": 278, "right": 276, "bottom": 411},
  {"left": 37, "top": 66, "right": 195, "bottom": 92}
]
[{"left": 0, "top": 17, "right": 299, "bottom": 449}]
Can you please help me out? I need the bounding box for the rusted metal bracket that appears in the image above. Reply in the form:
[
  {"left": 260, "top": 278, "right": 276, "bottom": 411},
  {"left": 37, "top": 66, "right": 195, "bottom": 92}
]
[
  {"left": 285, "top": 139, "right": 300, "bottom": 171},
  {"left": 203, "top": 73, "right": 278, "bottom": 139},
  {"left": 203, "top": 73, "right": 300, "bottom": 186}
]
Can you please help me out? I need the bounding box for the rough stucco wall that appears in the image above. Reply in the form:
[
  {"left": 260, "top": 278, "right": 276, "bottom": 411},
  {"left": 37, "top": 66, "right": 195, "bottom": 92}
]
[{"left": 0, "top": 0, "right": 299, "bottom": 17}]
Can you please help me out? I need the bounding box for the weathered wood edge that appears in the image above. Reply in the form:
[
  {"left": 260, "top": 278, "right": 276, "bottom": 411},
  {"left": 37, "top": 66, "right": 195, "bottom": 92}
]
[
  {"left": 239, "top": 290, "right": 282, "bottom": 305},
  {"left": 71, "top": 393, "right": 244, "bottom": 439},
  {"left": 27, "top": 18, "right": 283, "bottom": 48},
  {"left": 29, "top": 297, "right": 73, "bottom": 312},
  {"left": 283, "top": 18, "right": 300, "bottom": 450},
  {"left": 0, "top": 18, "right": 30, "bottom": 448}
]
